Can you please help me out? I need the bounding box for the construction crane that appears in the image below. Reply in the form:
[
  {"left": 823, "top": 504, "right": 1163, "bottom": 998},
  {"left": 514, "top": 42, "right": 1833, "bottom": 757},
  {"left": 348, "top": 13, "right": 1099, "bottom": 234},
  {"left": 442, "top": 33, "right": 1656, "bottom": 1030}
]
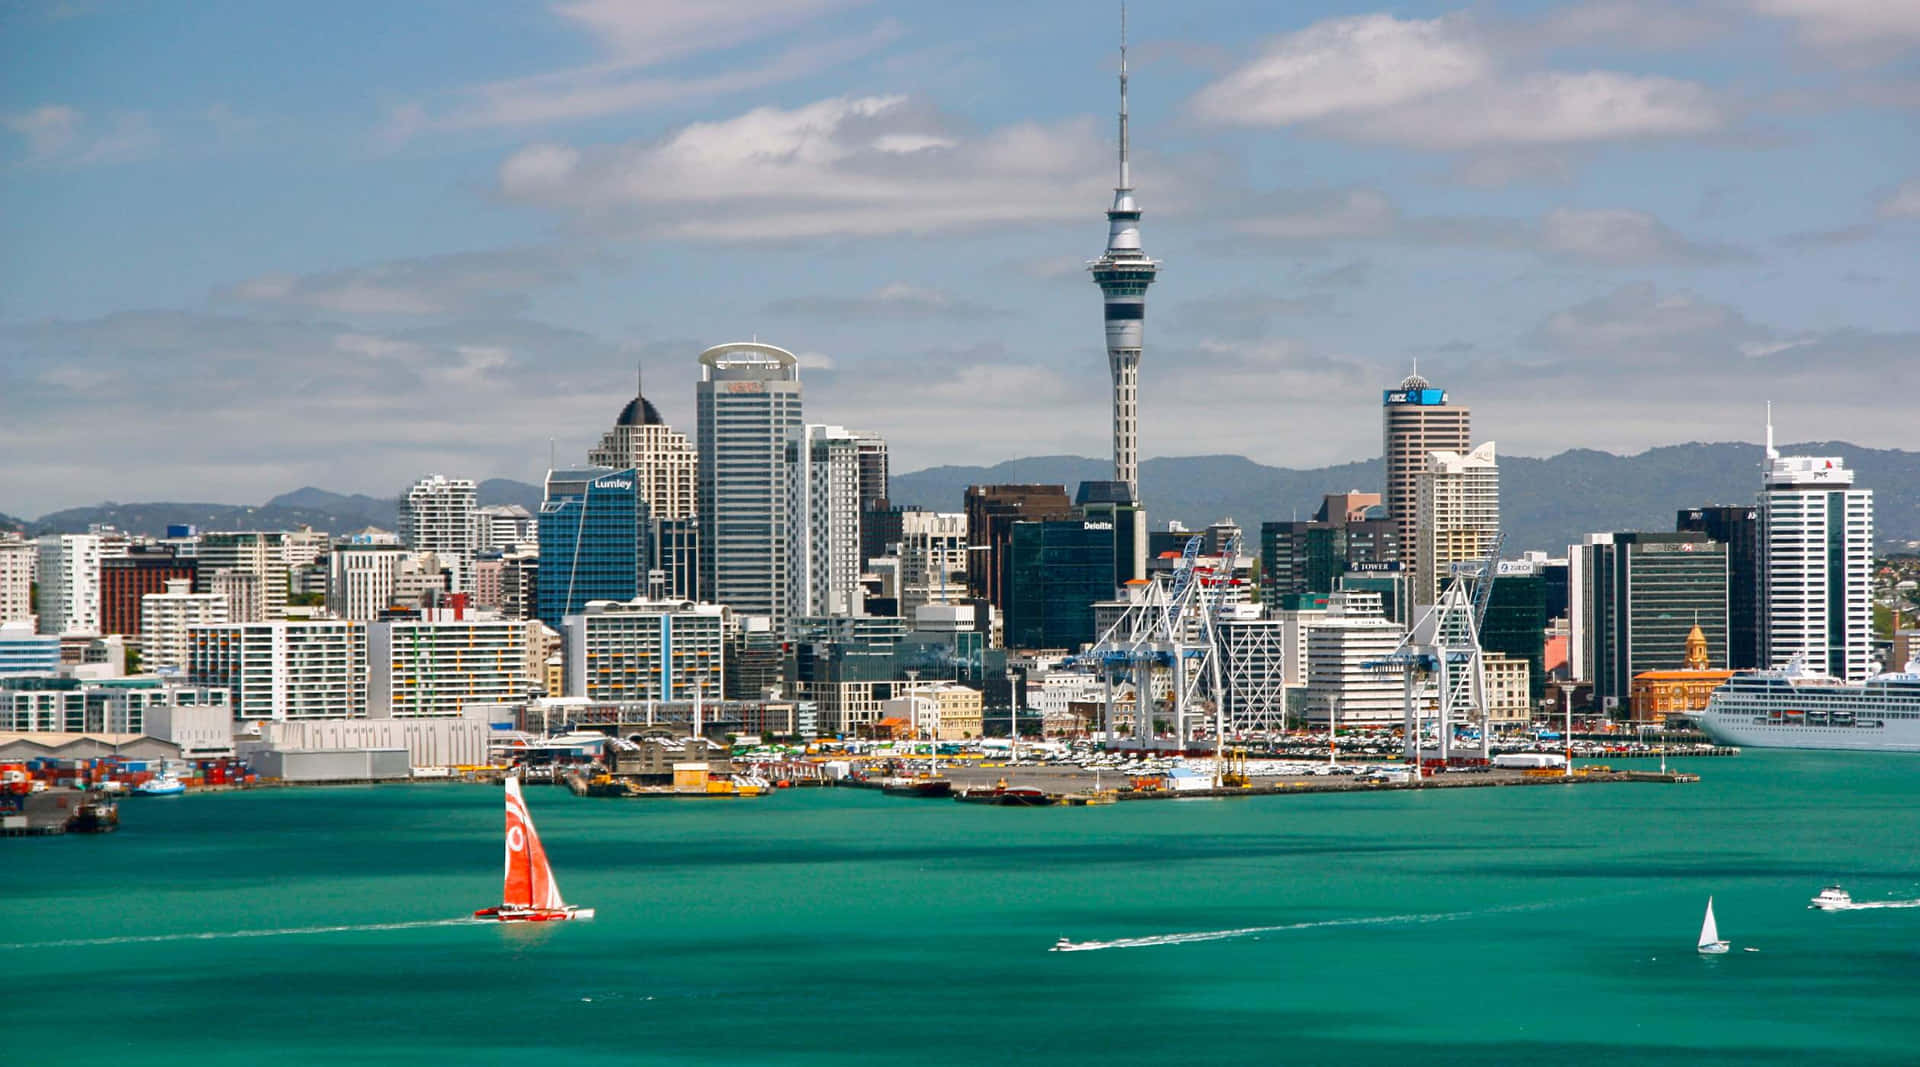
[{"left": 1363, "top": 532, "right": 1503, "bottom": 774}]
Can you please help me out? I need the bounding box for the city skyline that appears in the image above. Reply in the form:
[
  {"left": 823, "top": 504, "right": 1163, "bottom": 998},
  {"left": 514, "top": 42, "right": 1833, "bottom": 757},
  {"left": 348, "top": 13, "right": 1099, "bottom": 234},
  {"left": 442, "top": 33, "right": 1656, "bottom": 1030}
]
[{"left": 4, "top": 1, "right": 1917, "bottom": 516}]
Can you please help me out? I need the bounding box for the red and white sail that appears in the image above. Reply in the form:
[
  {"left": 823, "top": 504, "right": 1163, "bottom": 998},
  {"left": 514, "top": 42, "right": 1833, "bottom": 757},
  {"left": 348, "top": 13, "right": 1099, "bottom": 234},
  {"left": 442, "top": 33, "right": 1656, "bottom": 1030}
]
[{"left": 502, "top": 776, "right": 568, "bottom": 912}]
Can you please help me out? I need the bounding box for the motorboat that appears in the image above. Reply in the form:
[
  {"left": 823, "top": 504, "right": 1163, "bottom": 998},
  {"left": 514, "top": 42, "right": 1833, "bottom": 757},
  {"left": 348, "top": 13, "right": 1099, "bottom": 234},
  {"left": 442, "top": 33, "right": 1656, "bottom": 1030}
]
[
  {"left": 1809, "top": 885, "right": 1854, "bottom": 910},
  {"left": 136, "top": 775, "right": 185, "bottom": 796}
]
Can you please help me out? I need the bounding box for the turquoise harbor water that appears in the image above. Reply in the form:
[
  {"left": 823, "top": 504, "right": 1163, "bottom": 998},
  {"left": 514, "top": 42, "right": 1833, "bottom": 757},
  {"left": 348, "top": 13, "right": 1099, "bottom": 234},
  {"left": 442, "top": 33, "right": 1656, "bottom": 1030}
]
[{"left": 6, "top": 750, "right": 1919, "bottom": 1065}]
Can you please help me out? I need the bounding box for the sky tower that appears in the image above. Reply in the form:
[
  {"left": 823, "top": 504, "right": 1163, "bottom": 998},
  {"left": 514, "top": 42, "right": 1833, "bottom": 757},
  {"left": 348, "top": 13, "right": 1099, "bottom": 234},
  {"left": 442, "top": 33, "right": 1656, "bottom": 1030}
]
[{"left": 1089, "top": 4, "right": 1158, "bottom": 500}]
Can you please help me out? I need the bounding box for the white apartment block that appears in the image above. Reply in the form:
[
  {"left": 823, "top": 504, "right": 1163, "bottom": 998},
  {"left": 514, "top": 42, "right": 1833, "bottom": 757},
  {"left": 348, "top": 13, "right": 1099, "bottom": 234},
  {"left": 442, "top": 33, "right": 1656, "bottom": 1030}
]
[
  {"left": 1414, "top": 442, "right": 1500, "bottom": 606},
  {"left": 0, "top": 535, "right": 35, "bottom": 626},
  {"left": 400, "top": 475, "right": 478, "bottom": 591},
  {"left": 186, "top": 620, "right": 368, "bottom": 720},
  {"left": 368, "top": 615, "right": 530, "bottom": 718},
  {"left": 895, "top": 510, "right": 968, "bottom": 615},
  {"left": 195, "top": 532, "right": 289, "bottom": 620},
  {"left": 472, "top": 504, "right": 536, "bottom": 553},
  {"left": 1302, "top": 614, "right": 1407, "bottom": 726},
  {"left": 562, "top": 598, "right": 725, "bottom": 704},
  {"left": 790, "top": 424, "right": 865, "bottom": 619},
  {"left": 140, "top": 578, "right": 229, "bottom": 673},
  {"left": 327, "top": 545, "right": 410, "bottom": 621},
  {"left": 1761, "top": 451, "right": 1874, "bottom": 681},
  {"left": 36, "top": 531, "right": 128, "bottom": 634}
]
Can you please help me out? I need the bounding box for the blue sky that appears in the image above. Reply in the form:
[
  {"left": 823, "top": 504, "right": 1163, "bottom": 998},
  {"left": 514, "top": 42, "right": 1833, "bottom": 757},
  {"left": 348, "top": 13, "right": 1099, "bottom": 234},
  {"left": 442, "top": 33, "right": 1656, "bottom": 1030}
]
[{"left": 2, "top": 0, "right": 1915, "bottom": 516}]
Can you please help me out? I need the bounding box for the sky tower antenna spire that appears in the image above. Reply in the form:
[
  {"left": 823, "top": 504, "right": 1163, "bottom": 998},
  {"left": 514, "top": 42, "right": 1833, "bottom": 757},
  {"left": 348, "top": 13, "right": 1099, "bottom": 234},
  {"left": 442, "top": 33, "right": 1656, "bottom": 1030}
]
[{"left": 1118, "top": 2, "right": 1130, "bottom": 192}]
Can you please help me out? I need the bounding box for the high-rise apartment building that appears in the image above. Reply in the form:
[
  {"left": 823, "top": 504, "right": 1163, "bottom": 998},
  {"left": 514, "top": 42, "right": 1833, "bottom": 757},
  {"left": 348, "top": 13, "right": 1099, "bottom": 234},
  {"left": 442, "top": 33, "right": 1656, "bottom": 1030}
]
[
  {"left": 536, "top": 467, "right": 647, "bottom": 628},
  {"left": 100, "top": 546, "right": 196, "bottom": 638},
  {"left": 561, "top": 598, "right": 725, "bottom": 703},
  {"left": 1382, "top": 373, "right": 1470, "bottom": 597},
  {"left": 697, "top": 343, "right": 803, "bottom": 631},
  {"left": 186, "top": 619, "right": 368, "bottom": 720},
  {"left": 0, "top": 535, "right": 37, "bottom": 626},
  {"left": 587, "top": 367, "right": 697, "bottom": 521},
  {"left": 472, "top": 505, "right": 536, "bottom": 553},
  {"left": 140, "top": 578, "right": 229, "bottom": 673},
  {"left": 400, "top": 475, "right": 478, "bottom": 591},
  {"left": 1414, "top": 442, "right": 1500, "bottom": 606},
  {"left": 326, "top": 545, "right": 411, "bottom": 621},
  {"left": 790, "top": 424, "right": 865, "bottom": 619},
  {"left": 1759, "top": 441, "right": 1874, "bottom": 681},
  {"left": 36, "top": 531, "right": 128, "bottom": 634},
  {"left": 1676, "top": 505, "right": 1762, "bottom": 670},
  {"left": 195, "top": 532, "right": 289, "bottom": 620},
  {"left": 895, "top": 511, "right": 969, "bottom": 616},
  {"left": 368, "top": 614, "right": 530, "bottom": 718},
  {"left": 1574, "top": 532, "right": 1729, "bottom": 713}
]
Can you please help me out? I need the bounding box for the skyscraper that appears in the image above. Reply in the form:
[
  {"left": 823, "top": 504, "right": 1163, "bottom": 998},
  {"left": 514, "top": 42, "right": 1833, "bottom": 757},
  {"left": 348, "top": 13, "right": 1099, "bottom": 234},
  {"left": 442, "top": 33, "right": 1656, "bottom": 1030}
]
[
  {"left": 1575, "top": 532, "right": 1729, "bottom": 713},
  {"left": 587, "top": 364, "right": 697, "bottom": 521},
  {"left": 964, "top": 484, "right": 1074, "bottom": 612},
  {"left": 0, "top": 536, "right": 34, "bottom": 626},
  {"left": 1677, "top": 505, "right": 1761, "bottom": 669},
  {"left": 1382, "top": 372, "right": 1470, "bottom": 597},
  {"left": 1413, "top": 442, "right": 1500, "bottom": 606},
  {"left": 400, "top": 475, "right": 478, "bottom": 591},
  {"left": 697, "top": 342, "right": 803, "bottom": 631},
  {"left": 535, "top": 467, "right": 647, "bottom": 628},
  {"left": 1088, "top": 12, "right": 1158, "bottom": 499},
  {"left": 1759, "top": 423, "right": 1874, "bottom": 681},
  {"left": 790, "top": 423, "right": 864, "bottom": 619},
  {"left": 36, "top": 531, "right": 127, "bottom": 634}
]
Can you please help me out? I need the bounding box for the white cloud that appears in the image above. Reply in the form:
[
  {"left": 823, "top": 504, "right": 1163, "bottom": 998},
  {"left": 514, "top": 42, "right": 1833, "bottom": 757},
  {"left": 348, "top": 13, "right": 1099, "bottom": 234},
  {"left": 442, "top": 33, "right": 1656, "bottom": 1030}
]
[
  {"left": 1751, "top": 0, "right": 1920, "bottom": 52},
  {"left": 2, "top": 105, "right": 155, "bottom": 166},
  {"left": 1540, "top": 208, "right": 1746, "bottom": 265},
  {"left": 1879, "top": 178, "right": 1920, "bottom": 218},
  {"left": 221, "top": 248, "right": 584, "bottom": 317},
  {"left": 552, "top": 0, "right": 865, "bottom": 67},
  {"left": 500, "top": 95, "right": 1120, "bottom": 240},
  {"left": 1192, "top": 13, "right": 1722, "bottom": 151}
]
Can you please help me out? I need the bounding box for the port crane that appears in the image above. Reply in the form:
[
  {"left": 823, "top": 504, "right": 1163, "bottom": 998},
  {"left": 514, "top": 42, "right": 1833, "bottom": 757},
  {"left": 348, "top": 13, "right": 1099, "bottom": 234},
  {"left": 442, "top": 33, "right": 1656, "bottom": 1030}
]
[{"left": 1363, "top": 534, "right": 1505, "bottom": 771}]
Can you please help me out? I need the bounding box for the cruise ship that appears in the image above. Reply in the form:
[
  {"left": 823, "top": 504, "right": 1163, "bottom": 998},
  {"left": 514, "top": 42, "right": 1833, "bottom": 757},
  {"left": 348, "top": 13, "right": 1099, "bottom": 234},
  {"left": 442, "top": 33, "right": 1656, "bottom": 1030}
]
[{"left": 1696, "top": 656, "right": 1920, "bottom": 752}]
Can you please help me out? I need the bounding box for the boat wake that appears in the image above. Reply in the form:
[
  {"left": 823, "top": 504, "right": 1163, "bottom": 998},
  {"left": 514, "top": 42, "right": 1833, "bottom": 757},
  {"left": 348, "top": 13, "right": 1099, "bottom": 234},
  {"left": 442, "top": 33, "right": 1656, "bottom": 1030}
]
[
  {"left": 1050, "top": 909, "right": 1479, "bottom": 952},
  {"left": 1821, "top": 898, "right": 1920, "bottom": 911},
  {"left": 0, "top": 917, "right": 476, "bottom": 951}
]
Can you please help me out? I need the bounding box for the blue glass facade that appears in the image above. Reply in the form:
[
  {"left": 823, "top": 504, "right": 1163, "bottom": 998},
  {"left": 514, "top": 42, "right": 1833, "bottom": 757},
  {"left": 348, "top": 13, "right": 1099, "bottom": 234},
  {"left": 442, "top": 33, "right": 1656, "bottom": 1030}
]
[{"left": 537, "top": 467, "right": 648, "bottom": 628}]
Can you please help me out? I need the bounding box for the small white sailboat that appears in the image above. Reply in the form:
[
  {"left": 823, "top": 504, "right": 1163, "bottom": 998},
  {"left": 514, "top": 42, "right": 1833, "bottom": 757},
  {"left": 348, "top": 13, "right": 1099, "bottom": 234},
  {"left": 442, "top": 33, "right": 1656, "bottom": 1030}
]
[
  {"left": 1697, "top": 896, "right": 1729, "bottom": 954},
  {"left": 473, "top": 776, "right": 594, "bottom": 923}
]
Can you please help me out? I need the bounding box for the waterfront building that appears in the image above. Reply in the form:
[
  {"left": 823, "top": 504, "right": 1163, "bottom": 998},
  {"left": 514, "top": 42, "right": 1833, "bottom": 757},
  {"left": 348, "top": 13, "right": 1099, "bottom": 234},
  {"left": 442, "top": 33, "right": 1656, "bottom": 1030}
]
[
  {"left": 0, "top": 535, "right": 34, "bottom": 626},
  {"left": 36, "top": 531, "right": 127, "bottom": 634},
  {"left": 1574, "top": 532, "right": 1729, "bottom": 714},
  {"left": 561, "top": 598, "right": 725, "bottom": 704},
  {"left": 1676, "top": 505, "right": 1761, "bottom": 670},
  {"left": 1413, "top": 442, "right": 1500, "bottom": 606},
  {"left": 1302, "top": 606, "right": 1406, "bottom": 727},
  {"left": 186, "top": 619, "right": 368, "bottom": 720},
  {"left": 0, "top": 619, "right": 60, "bottom": 677},
  {"left": 536, "top": 467, "right": 647, "bottom": 628},
  {"left": 1480, "top": 562, "right": 1548, "bottom": 705},
  {"left": 724, "top": 615, "right": 783, "bottom": 700},
  {"left": 884, "top": 680, "right": 983, "bottom": 741},
  {"left": 697, "top": 342, "right": 803, "bottom": 631},
  {"left": 400, "top": 475, "right": 478, "bottom": 591},
  {"left": 0, "top": 674, "right": 230, "bottom": 734},
  {"left": 1759, "top": 438, "right": 1874, "bottom": 682},
  {"left": 789, "top": 640, "right": 896, "bottom": 736},
  {"left": 1088, "top": 21, "right": 1158, "bottom": 498},
  {"left": 587, "top": 366, "right": 697, "bottom": 522},
  {"left": 1382, "top": 372, "right": 1470, "bottom": 599},
  {"left": 1220, "top": 613, "right": 1288, "bottom": 732},
  {"left": 139, "top": 578, "right": 229, "bottom": 673},
  {"left": 368, "top": 613, "right": 530, "bottom": 718},
  {"left": 790, "top": 424, "right": 866, "bottom": 619},
  {"left": 1483, "top": 652, "right": 1532, "bottom": 728},
  {"left": 194, "top": 532, "right": 290, "bottom": 621},
  {"left": 964, "top": 484, "right": 1074, "bottom": 614},
  {"left": 1629, "top": 623, "right": 1734, "bottom": 723}
]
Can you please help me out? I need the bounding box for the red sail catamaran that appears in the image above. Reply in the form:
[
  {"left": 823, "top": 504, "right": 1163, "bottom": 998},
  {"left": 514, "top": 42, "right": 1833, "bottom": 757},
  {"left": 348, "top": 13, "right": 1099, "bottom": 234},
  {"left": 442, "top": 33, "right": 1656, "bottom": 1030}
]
[{"left": 474, "top": 776, "right": 595, "bottom": 922}]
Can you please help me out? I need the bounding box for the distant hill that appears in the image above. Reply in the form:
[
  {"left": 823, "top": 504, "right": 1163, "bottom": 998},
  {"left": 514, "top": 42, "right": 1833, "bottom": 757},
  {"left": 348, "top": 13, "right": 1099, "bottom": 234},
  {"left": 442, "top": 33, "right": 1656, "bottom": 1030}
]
[
  {"left": 8, "top": 444, "right": 1913, "bottom": 553},
  {"left": 14, "top": 480, "right": 544, "bottom": 538},
  {"left": 890, "top": 442, "right": 1920, "bottom": 555}
]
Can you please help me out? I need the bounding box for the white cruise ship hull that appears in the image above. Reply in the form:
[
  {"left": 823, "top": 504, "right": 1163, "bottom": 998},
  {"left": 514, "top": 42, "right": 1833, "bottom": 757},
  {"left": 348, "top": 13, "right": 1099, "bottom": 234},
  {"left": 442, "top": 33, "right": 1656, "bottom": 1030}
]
[
  {"left": 1695, "top": 714, "right": 1920, "bottom": 752},
  {"left": 1697, "top": 665, "right": 1920, "bottom": 753}
]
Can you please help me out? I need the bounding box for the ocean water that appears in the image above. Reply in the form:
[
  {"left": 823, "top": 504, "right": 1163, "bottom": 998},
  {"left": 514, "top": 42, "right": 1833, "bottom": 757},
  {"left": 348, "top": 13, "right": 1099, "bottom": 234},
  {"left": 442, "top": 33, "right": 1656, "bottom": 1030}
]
[{"left": 5, "top": 750, "right": 1919, "bottom": 1065}]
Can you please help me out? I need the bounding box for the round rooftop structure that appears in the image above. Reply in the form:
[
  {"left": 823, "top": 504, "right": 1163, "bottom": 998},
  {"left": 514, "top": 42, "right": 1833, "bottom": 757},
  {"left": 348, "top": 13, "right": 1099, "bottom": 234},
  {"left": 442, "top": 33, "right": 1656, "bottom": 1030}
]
[
  {"left": 698, "top": 342, "right": 798, "bottom": 369},
  {"left": 1398, "top": 372, "right": 1431, "bottom": 391},
  {"left": 614, "top": 396, "right": 664, "bottom": 427}
]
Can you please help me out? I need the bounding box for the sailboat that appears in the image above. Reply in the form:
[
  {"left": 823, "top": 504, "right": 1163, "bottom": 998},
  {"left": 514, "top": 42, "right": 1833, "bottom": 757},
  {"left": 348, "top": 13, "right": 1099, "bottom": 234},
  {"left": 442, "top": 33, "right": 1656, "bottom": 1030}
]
[
  {"left": 1696, "top": 896, "right": 1729, "bottom": 954},
  {"left": 473, "top": 776, "right": 595, "bottom": 923}
]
